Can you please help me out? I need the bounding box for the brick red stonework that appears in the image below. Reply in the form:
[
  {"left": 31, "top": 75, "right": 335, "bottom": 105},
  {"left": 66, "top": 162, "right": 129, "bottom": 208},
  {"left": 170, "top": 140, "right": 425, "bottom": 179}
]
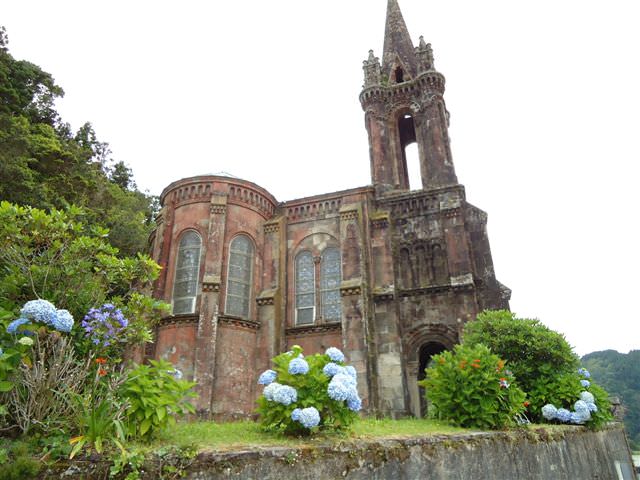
[{"left": 149, "top": 0, "right": 510, "bottom": 418}]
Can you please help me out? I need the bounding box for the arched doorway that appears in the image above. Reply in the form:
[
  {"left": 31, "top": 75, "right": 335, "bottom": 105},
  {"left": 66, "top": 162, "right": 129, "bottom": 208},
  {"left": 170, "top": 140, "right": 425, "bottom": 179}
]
[{"left": 417, "top": 342, "right": 447, "bottom": 417}]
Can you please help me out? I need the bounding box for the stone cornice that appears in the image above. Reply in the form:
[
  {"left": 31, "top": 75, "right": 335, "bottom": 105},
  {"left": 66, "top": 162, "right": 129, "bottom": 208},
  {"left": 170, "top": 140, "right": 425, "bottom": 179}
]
[
  {"left": 286, "top": 322, "right": 341, "bottom": 336},
  {"left": 158, "top": 314, "right": 199, "bottom": 327},
  {"left": 218, "top": 315, "right": 260, "bottom": 331}
]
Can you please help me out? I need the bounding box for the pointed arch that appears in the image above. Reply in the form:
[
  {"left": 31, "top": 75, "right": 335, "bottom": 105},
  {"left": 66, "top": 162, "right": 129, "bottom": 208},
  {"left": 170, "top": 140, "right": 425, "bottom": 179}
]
[
  {"left": 225, "top": 234, "right": 255, "bottom": 319},
  {"left": 172, "top": 230, "right": 202, "bottom": 315}
]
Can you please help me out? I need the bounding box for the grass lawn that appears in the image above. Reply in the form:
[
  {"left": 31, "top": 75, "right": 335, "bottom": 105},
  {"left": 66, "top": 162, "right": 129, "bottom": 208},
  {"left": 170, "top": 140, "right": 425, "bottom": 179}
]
[{"left": 149, "top": 418, "right": 471, "bottom": 452}]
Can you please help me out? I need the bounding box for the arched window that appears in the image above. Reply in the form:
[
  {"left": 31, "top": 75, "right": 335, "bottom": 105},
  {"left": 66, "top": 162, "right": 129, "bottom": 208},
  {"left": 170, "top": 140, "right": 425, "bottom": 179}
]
[
  {"left": 226, "top": 235, "right": 254, "bottom": 319},
  {"left": 295, "top": 251, "right": 315, "bottom": 325},
  {"left": 172, "top": 231, "right": 202, "bottom": 315},
  {"left": 398, "top": 113, "right": 420, "bottom": 190},
  {"left": 320, "top": 248, "right": 342, "bottom": 321}
]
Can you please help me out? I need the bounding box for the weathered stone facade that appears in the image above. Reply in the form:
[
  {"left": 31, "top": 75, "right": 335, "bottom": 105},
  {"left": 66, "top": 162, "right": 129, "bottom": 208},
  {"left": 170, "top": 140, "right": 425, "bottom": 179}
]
[{"left": 149, "top": 0, "right": 509, "bottom": 418}]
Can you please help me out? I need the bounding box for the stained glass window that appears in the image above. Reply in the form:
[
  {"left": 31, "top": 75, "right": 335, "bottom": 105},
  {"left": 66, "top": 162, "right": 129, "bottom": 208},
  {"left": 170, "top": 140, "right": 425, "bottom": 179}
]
[
  {"left": 172, "top": 231, "right": 202, "bottom": 315},
  {"left": 320, "top": 248, "right": 342, "bottom": 321},
  {"left": 226, "top": 235, "right": 254, "bottom": 318},
  {"left": 296, "top": 251, "right": 315, "bottom": 325}
]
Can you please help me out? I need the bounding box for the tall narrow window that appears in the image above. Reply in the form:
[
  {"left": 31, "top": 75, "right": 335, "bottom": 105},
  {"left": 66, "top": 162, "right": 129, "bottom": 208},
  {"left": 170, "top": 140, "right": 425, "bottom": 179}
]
[
  {"left": 172, "top": 231, "right": 202, "bottom": 315},
  {"left": 295, "top": 251, "right": 315, "bottom": 325},
  {"left": 226, "top": 235, "right": 254, "bottom": 319},
  {"left": 320, "top": 248, "right": 342, "bottom": 321}
]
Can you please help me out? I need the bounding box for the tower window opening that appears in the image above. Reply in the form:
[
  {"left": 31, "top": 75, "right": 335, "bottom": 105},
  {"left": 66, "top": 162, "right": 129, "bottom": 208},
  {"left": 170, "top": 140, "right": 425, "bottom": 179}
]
[
  {"left": 394, "top": 66, "right": 404, "bottom": 83},
  {"left": 398, "top": 113, "right": 420, "bottom": 190}
]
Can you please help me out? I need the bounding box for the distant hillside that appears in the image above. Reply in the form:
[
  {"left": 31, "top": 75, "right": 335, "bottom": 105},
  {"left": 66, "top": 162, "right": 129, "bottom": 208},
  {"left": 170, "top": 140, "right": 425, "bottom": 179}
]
[{"left": 581, "top": 350, "right": 640, "bottom": 449}]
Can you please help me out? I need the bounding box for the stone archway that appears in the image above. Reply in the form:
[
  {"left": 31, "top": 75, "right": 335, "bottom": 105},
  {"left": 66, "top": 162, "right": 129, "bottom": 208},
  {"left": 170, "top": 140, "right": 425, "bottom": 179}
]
[{"left": 404, "top": 324, "right": 458, "bottom": 417}]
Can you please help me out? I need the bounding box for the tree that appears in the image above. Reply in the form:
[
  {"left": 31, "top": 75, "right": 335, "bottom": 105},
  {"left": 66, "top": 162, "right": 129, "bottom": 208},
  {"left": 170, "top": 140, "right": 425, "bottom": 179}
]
[
  {"left": 582, "top": 350, "right": 640, "bottom": 449},
  {"left": 0, "top": 26, "right": 156, "bottom": 256}
]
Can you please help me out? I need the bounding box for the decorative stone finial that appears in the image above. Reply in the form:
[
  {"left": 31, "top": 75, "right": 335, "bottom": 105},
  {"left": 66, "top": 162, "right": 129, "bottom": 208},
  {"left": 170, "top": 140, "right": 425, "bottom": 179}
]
[
  {"left": 416, "top": 36, "right": 435, "bottom": 73},
  {"left": 363, "top": 50, "right": 381, "bottom": 87}
]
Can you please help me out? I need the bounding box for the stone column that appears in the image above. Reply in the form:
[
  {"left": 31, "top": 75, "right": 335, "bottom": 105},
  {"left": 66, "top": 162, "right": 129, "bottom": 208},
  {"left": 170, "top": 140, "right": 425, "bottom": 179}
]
[{"left": 193, "top": 194, "right": 227, "bottom": 416}]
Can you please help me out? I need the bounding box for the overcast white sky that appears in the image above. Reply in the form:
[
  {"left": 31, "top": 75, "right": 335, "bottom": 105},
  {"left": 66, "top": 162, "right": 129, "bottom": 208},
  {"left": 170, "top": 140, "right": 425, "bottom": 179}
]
[{"left": 3, "top": 0, "right": 639, "bottom": 356}]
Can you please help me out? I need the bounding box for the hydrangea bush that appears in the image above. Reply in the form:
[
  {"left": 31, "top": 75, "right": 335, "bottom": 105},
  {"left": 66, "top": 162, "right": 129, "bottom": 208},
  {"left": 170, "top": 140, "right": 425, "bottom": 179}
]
[
  {"left": 420, "top": 344, "right": 527, "bottom": 429},
  {"left": 256, "top": 345, "right": 361, "bottom": 435},
  {"left": 540, "top": 368, "right": 612, "bottom": 429}
]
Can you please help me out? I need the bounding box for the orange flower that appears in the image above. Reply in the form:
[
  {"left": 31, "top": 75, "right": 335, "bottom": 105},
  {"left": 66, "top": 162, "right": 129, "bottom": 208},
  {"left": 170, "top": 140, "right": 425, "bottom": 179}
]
[
  {"left": 497, "top": 360, "right": 505, "bottom": 371},
  {"left": 471, "top": 363, "right": 481, "bottom": 368},
  {"left": 524, "top": 401, "right": 530, "bottom": 407},
  {"left": 459, "top": 361, "right": 467, "bottom": 370},
  {"left": 95, "top": 357, "right": 107, "bottom": 365},
  {"left": 98, "top": 368, "right": 108, "bottom": 376}
]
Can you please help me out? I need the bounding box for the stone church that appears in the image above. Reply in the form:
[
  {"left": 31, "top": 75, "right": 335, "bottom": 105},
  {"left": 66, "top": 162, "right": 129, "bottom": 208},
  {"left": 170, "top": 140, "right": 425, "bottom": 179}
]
[{"left": 149, "top": 0, "right": 509, "bottom": 418}]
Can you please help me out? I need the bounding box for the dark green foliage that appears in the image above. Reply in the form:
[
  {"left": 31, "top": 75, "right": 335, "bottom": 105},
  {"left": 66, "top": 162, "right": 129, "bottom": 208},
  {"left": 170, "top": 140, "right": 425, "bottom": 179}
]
[
  {"left": 0, "top": 441, "right": 40, "bottom": 479},
  {"left": 120, "top": 360, "right": 197, "bottom": 441},
  {"left": 0, "top": 202, "right": 161, "bottom": 328},
  {"left": 463, "top": 310, "right": 612, "bottom": 426},
  {"left": 420, "top": 344, "right": 527, "bottom": 429},
  {"left": 464, "top": 310, "right": 578, "bottom": 421},
  {"left": 0, "top": 27, "right": 156, "bottom": 256},
  {"left": 582, "top": 350, "right": 640, "bottom": 448}
]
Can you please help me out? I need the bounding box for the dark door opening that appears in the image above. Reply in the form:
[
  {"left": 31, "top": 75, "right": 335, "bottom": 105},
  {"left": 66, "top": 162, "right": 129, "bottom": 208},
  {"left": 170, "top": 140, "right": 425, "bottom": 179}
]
[{"left": 417, "top": 342, "right": 447, "bottom": 417}]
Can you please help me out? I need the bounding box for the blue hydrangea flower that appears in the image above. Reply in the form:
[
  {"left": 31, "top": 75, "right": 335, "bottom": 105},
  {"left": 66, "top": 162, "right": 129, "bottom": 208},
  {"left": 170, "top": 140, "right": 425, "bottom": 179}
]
[
  {"left": 580, "top": 379, "right": 591, "bottom": 388},
  {"left": 288, "top": 357, "right": 310, "bottom": 375},
  {"left": 20, "top": 299, "right": 57, "bottom": 325},
  {"left": 580, "top": 391, "right": 595, "bottom": 404},
  {"left": 569, "top": 412, "right": 585, "bottom": 424},
  {"left": 169, "top": 369, "right": 183, "bottom": 380},
  {"left": 272, "top": 385, "right": 297, "bottom": 405},
  {"left": 541, "top": 404, "right": 558, "bottom": 420},
  {"left": 328, "top": 379, "right": 351, "bottom": 401},
  {"left": 263, "top": 382, "right": 281, "bottom": 401},
  {"left": 291, "top": 408, "right": 302, "bottom": 422},
  {"left": 587, "top": 402, "right": 598, "bottom": 413},
  {"left": 323, "top": 362, "right": 341, "bottom": 377},
  {"left": 7, "top": 318, "right": 31, "bottom": 335},
  {"left": 574, "top": 400, "right": 589, "bottom": 414},
  {"left": 556, "top": 408, "right": 572, "bottom": 423},
  {"left": 578, "top": 368, "right": 591, "bottom": 378},
  {"left": 258, "top": 369, "right": 277, "bottom": 385},
  {"left": 333, "top": 373, "right": 356, "bottom": 388},
  {"left": 347, "top": 395, "right": 362, "bottom": 412},
  {"left": 344, "top": 366, "right": 357, "bottom": 380},
  {"left": 325, "top": 347, "right": 345, "bottom": 363},
  {"left": 298, "top": 407, "right": 320, "bottom": 429},
  {"left": 51, "top": 309, "right": 74, "bottom": 333}
]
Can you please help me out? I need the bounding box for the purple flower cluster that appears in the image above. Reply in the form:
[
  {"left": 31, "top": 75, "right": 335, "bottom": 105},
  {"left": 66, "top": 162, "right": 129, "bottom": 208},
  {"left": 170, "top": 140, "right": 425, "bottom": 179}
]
[{"left": 81, "top": 304, "right": 128, "bottom": 347}]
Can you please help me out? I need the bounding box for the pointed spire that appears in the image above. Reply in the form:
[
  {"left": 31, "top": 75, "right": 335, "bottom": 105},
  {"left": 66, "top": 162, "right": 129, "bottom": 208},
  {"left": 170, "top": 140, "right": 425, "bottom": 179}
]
[{"left": 382, "top": 0, "right": 417, "bottom": 80}]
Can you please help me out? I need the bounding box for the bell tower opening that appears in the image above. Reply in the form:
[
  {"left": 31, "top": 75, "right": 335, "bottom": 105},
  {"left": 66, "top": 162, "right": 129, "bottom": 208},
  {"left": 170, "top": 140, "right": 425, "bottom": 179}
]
[
  {"left": 394, "top": 66, "right": 404, "bottom": 83},
  {"left": 398, "top": 113, "right": 420, "bottom": 190}
]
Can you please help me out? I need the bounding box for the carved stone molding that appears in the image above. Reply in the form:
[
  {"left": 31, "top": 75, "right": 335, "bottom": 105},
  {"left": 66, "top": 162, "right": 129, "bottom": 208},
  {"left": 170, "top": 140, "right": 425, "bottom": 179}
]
[
  {"left": 218, "top": 315, "right": 260, "bottom": 331},
  {"left": 256, "top": 297, "right": 275, "bottom": 306},
  {"left": 210, "top": 204, "right": 226, "bottom": 215},
  {"left": 373, "top": 291, "right": 395, "bottom": 303},
  {"left": 264, "top": 223, "right": 280, "bottom": 234},
  {"left": 158, "top": 314, "right": 199, "bottom": 327},
  {"left": 340, "top": 210, "right": 358, "bottom": 222},
  {"left": 371, "top": 217, "right": 389, "bottom": 229},
  {"left": 202, "top": 275, "right": 221, "bottom": 292},
  {"left": 286, "top": 322, "right": 342, "bottom": 336}
]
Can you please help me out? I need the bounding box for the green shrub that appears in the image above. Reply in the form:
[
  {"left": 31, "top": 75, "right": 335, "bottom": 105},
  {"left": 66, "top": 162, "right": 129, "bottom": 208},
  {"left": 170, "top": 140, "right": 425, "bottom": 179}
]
[
  {"left": 420, "top": 344, "right": 527, "bottom": 429},
  {"left": 120, "top": 360, "right": 197, "bottom": 441},
  {"left": 464, "top": 310, "right": 612, "bottom": 426},
  {"left": 0, "top": 441, "right": 40, "bottom": 480},
  {"left": 256, "top": 345, "right": 361, "bottom": 435}
]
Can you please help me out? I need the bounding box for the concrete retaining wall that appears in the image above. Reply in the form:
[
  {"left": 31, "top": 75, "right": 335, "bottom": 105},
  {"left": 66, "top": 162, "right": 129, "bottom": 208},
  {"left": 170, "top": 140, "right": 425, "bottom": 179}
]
[{"left": 184, "top": 425, "right": 635, "bottom": 480}]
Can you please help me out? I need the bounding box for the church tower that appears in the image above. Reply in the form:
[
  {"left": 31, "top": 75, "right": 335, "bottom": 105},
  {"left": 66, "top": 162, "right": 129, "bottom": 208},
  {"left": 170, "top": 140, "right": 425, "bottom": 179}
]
[{"left": 361, "top": 0, "right": 457, "bottom": 193}]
